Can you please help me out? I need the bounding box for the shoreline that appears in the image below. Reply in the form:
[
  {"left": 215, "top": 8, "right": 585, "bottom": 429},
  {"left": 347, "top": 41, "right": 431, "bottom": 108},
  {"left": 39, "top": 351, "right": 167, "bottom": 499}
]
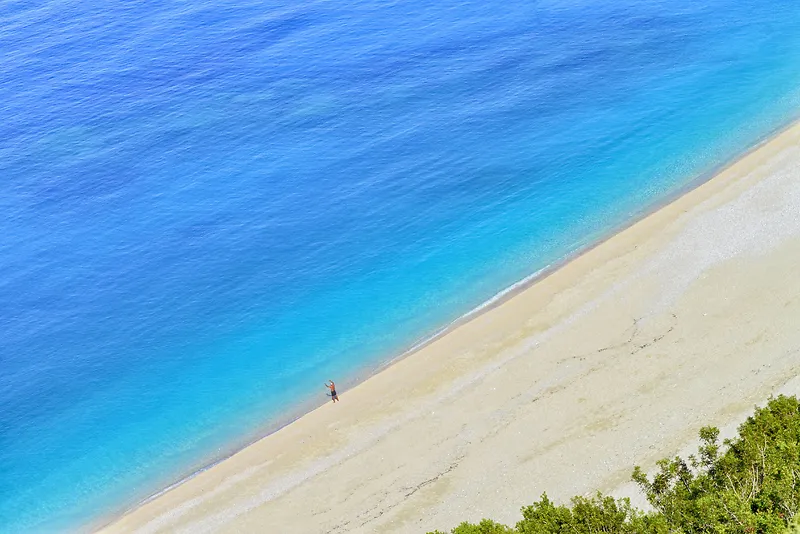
[{"left": 97, "top": 116, "right": 800, "bottom": 534}]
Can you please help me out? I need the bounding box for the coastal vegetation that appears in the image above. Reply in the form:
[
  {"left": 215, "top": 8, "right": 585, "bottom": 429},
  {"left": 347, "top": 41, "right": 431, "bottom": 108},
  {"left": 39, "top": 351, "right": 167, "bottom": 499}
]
[{"left": 429, "top": 395, "right": 800, "bottom": 534}]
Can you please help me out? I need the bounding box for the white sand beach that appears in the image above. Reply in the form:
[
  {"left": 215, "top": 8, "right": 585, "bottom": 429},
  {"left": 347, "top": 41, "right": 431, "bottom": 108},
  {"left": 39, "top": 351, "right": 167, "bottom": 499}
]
[{"left": 100, "top": 122, "right": 800, "bottom": 534}]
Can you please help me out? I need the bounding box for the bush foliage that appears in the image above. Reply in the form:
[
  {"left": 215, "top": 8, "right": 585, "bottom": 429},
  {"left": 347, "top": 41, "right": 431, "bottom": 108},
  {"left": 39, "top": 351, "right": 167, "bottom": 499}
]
[{"left": 429, "top": 395, "right": 800, "bottom": 534}]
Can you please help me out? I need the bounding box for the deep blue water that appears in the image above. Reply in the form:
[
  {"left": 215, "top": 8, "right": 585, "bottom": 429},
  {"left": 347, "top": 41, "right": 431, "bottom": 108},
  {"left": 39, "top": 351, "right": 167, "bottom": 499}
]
[{"left": 2, "top": 0, "right": 800, "bottom": 531}]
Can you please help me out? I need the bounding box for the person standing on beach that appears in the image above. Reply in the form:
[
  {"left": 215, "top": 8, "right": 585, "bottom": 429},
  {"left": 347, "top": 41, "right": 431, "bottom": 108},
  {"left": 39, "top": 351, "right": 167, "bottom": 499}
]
[{"left": 325, "top": 380, "right": 339, "bottom": 403}]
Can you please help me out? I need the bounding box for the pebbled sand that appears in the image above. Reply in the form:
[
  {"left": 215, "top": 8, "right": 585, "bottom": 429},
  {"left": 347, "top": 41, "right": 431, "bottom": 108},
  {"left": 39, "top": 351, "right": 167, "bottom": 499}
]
[{"left": 100, "top": 122, "right": 800, "bottom": 534}]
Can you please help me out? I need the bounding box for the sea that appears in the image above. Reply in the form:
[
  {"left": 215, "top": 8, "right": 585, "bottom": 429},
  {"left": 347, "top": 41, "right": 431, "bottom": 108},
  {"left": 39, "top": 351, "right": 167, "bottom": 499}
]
[{"left": 2, "top": 0, "right": 800, "bottom": 531}]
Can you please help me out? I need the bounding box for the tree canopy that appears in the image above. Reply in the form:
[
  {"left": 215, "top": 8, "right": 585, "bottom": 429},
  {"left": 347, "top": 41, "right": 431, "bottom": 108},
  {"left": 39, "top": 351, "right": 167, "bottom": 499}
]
[{"left": 429, "top": 395, "right": 800, "bottom": 534}]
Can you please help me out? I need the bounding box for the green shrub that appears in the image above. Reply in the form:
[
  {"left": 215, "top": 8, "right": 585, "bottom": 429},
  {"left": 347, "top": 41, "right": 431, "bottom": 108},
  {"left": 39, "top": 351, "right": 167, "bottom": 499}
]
[
  {"left": 516, "top": 493, "right": 668, "bottom": 533},
  {"left": 429, "top": 395, "right": 800, "bottom": 534},
  {"left": 428, "top": 518, "right": 514, "bottom": 534},
  {"left": 633, "top": 395, "right": 800, "bottom": 533}
]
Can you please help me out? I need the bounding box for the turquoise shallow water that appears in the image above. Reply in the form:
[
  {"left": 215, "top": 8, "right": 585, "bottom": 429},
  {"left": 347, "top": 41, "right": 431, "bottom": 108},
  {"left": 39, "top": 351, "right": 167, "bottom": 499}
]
[{"left": 2, "top": 0, "right": 800, "bottom": 531}]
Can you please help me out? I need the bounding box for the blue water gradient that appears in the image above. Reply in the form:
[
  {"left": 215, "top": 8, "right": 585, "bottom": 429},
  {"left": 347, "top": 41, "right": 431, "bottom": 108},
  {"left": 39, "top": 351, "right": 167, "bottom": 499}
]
[{"left": 2, "top": 0, "right": 800, "bottom": 530}]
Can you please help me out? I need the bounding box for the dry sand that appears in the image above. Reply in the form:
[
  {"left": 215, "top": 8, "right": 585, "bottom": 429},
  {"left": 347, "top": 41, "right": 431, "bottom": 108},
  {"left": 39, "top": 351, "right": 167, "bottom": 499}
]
[{"left": 100, "top": 122, "right": 800, "bottom": 534}]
